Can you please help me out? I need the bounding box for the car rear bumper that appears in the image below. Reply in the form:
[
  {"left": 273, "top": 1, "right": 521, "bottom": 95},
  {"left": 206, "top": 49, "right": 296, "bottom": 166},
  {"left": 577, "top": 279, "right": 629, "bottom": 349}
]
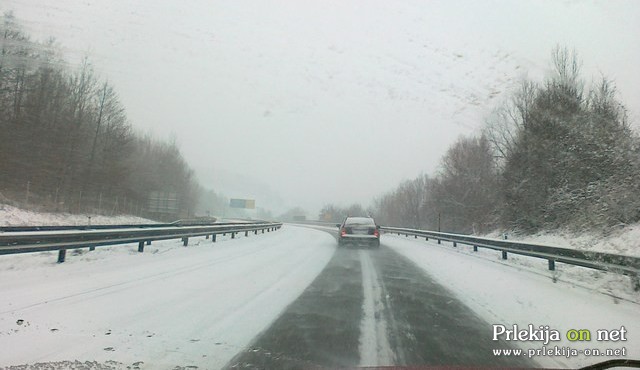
[
  {"left": 338, "top": 235, "right": 380, "bottom": 246},
  {"left": 341, "top": 234, "right": 378, "bottom": 240}
]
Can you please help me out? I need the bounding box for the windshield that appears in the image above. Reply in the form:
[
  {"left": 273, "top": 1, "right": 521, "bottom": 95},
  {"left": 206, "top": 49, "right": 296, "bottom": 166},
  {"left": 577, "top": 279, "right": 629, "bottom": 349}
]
[{"left": 0, "top": 1, "right": 638, "bottom": 369}]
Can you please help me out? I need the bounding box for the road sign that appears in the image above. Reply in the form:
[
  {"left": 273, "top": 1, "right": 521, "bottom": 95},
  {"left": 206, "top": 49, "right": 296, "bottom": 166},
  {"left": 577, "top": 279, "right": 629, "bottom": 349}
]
[{"left": 229, "top": 198, "right": 256, "bottom": 209}]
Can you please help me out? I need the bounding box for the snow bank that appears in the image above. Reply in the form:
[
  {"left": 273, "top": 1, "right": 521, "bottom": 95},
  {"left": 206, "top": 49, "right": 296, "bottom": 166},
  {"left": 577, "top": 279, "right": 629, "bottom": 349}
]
[
  {"left": 484, "top": 224, "right": 640, "bottom": 258},
  {"left": 0, "top": 203, "right": 156, "bottom": 227}
]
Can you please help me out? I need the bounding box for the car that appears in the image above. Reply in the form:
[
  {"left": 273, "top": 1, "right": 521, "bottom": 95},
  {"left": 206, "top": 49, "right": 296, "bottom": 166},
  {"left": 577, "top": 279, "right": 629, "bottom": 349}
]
[{"left": 336, "top": 216, "right": 380, "bottom": 248}]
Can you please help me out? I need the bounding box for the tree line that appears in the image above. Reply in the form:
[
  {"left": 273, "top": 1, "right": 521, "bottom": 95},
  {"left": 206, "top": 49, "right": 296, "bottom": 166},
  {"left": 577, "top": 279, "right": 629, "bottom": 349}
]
[
  {"left": 0, "top": 12, "right": 203, "bottom": 219},
  {"left": 328, "top": 47, "right": 640, "bottom": 235}
]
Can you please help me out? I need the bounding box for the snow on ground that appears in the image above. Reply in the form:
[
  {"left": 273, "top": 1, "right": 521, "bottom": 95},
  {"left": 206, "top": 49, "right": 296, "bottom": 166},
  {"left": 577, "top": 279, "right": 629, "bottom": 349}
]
[
  {"left": 382, "top": 234, "right": 640, "bottom": 368},
  {"left": 0, "top": 225, "right": 335, "bottom": 369},
  {"left": 0, "top": 203, "right": 155, "bottom": 227},
  {"left": 436, "top": 227, "right": 640, "bottom": 303},
  {"left": 484, "top": 224, "right": 640, "bottom": 258}
]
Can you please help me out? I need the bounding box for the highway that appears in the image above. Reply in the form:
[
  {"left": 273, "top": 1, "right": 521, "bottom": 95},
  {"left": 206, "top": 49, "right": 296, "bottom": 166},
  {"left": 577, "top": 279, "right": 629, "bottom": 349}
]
[
  {"left": 1, "top": 225, "right": 637, "bottom": 369},
  {"left": 225, "top": 227, "right": 534, "bottom": 369}
]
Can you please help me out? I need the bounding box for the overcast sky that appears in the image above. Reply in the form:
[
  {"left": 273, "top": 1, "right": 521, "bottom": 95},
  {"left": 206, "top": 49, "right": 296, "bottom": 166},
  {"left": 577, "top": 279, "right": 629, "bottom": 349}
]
[{"left": 4, "top": 0, "right": 640, "bottom": 216}]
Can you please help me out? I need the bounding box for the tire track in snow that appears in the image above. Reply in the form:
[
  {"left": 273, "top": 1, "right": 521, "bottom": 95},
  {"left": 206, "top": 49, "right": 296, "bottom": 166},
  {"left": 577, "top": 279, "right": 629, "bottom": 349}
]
[
  {"left": 370, "top": 244, "right": 537, "bottom": 367},
  {"left": 225, "top": 247, "right": 363, "bottom": 369},
  {"left": 226, "top": 225, "right": 537, "bottom": 368}
]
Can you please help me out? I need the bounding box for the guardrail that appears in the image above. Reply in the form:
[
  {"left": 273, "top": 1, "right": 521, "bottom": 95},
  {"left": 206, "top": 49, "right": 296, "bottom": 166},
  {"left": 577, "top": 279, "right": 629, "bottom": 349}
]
[
  {"left": 0, "top": 221, "right": 282, "bottom": 263},
  {"left": 0, "top": 217, "right": 263, "bottom": 233},
  {"left": 380, "top": 226, "right": 640, "bottom": 290}
]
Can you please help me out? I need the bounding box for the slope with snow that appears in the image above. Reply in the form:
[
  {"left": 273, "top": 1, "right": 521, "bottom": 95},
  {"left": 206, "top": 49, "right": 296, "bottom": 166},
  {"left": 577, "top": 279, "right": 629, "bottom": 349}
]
[
  {"left": 0, "top": 203, "right": 155, "bottom": 227},
  {"left": 485, "top": 225, "right": 640, "bottom": 258}
]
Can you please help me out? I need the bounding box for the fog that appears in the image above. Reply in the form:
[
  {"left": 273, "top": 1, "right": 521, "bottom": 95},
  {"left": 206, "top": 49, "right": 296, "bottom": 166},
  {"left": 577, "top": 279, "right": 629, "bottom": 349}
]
[{"left": 4, "top": 0, "right": 639, "bottom": 216}]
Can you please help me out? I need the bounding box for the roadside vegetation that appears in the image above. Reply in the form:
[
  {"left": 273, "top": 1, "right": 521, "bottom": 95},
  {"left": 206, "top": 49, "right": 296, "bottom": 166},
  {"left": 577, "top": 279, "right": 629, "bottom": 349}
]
[{"left": 0, "top": 13, "right": 224, "bottom": 220}]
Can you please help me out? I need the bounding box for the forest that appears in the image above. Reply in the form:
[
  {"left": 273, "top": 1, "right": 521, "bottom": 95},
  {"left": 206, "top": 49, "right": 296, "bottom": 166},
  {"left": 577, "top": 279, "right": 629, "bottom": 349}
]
[{"left": 0, "top": 13, "right": 205, "bottom": 220}]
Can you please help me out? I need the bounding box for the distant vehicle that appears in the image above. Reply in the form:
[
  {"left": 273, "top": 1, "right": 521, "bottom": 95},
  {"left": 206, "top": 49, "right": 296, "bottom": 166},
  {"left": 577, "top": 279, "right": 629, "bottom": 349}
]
[{"left": 337, "top": 216, "right": 380, "bottom": 248}]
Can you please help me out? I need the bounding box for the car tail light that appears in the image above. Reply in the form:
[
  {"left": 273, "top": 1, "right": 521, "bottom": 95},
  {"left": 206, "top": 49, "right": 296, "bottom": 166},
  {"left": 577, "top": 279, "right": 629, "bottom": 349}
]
[
  {"left": 374, "top": 229, "right": 379, "bottom": 237},
  {"left": 341, "top": 228, "right": 347, "bottom": 236}
]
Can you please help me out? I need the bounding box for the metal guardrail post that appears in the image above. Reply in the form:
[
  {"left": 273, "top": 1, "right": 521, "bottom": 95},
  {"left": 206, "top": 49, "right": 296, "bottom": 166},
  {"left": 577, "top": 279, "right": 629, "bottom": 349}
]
[
  {"left": 254, "top": 230, "right": 258, "bottom": 235},
  {"left": 57, "top": 249, "right": 66, "bottom": 263},
  {"left": 453, "top": 241, "right": 457, "bottom": 247},
  {"left": 473, "top": 245, "right": 478, "bottom": 252},
  {"left": 89, "top": 246, "right": 95, "bottom": 251},
  {"left": 502, "top": 251, "right": 508, "bottom": 260},
  {"left": 245, "top": 231, "right": 248, "bottom": 237},
  {"left": 212, "top": 234, "right": 216, "bottom": 242},
  {"left": 548, "top": 259, "right": 555, "bottom": 271},
  {"left": 146, "top": 240, "right": 151, "bottom": 245},
  {"left": 205, "top": 234, "right": 209, "bottom": 239},
  {"left": 138, "top": 241, "right": 144, "bottom": 253},
  {"left": 437, "top": 239, "right": 441, "bottom": 244},
  {"left": 231, "top": 232, "right": 235, "bottom": 239},
  {"left": 182, "top": 237, "right": 188, "bottom": 246}
]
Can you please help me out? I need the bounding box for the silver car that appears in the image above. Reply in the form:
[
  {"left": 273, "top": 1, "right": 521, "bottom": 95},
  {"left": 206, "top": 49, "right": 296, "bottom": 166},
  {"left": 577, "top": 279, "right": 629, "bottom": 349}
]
[{"left": 337, "top": 216, "right": 380, "bottom": 248}]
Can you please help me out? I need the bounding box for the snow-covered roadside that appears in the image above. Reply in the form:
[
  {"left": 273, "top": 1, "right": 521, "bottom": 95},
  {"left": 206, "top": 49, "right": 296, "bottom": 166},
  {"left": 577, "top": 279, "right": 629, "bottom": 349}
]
[
  {"left": 484, "top": 224, "right": 640, "bottom": 258},
  {"left": 0, "top": 203, "right": 155, "bottom": 226},
  {"left": 383, "top": 234, "right": 639, "bottom": 368},
  {"left": 384, "top": 231, "right": 640, "bottom": 304},
  {"left": 0, "top": 225, "right": 335, "bottom": 369}
]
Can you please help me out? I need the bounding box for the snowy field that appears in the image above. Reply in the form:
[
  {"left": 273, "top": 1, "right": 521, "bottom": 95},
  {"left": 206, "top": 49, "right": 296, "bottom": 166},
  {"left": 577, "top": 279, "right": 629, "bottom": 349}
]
[
  {"left": 0, "top": 204, "right": 155, "bottom": 227},
  {"left": 0, "top": 225, "right": 335, "bottom": 369},
  {"left": 382, "top": 234, "right": 640, "bottom": 368}
]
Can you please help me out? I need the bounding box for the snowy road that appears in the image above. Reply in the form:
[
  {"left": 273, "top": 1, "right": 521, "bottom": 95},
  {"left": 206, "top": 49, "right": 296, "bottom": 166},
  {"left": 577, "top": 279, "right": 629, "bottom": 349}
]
[
  {"left": 0, "top": 226, "right": 335, "bottom": 369},
  {"left": 1, "top": 225, "right": 637, "bottom": 369},
  {"left": 227, "top": 232, "right": 533, "bottom": 369}
]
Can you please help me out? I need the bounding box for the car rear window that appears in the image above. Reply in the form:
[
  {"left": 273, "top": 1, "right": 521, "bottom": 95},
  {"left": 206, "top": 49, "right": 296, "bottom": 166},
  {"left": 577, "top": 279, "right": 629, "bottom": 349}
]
[{"left": 345, "top": 217, "right": 375, "bottom": 226}]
